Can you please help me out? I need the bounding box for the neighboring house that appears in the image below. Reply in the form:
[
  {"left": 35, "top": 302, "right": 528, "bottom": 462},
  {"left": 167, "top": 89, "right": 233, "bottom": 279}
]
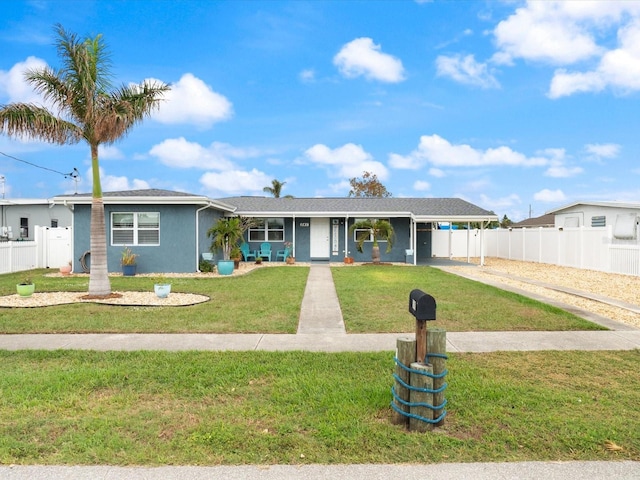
[
  {"left": 0, "top": 198, "right": 72, "bottom": 241},
  {"left": 53, "top": 189, "right": 497, "bottom": 273},
  {"left": 510, "top": 213, "right": 555, "bottom": 229},
  {"left": 547, "top": 201, "right": 640, "bottom": 241}
]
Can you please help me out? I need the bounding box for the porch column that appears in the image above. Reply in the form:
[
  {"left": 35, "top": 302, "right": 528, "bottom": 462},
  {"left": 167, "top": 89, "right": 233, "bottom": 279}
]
[
  {"left": 292, "top": 215, "right": 296, "bottom": 258},
  {"left": 344, "top": 216, "right": 349, "bottom": 259}
]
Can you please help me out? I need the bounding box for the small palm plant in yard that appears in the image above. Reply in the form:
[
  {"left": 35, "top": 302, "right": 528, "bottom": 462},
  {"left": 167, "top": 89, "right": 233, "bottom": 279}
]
[{"left": 349, "top": 218, "right": 395, "bottom": 263}]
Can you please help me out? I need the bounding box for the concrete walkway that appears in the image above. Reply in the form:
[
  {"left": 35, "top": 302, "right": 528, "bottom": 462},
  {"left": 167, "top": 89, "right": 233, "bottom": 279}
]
[
  {"left": 297, "top": 264, "right": 346, "bottom": 334},
  {"left": 2, "top": 264, "right": 639, "bottom": 479}
]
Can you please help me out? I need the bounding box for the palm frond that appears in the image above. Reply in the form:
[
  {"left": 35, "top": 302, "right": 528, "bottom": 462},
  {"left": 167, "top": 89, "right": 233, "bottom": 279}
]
[{"left": 0, "top": 103, "right": 82, "bottom": 144}]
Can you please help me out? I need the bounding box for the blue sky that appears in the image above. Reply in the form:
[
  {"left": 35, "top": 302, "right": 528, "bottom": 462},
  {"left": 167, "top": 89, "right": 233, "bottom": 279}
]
[{"left": 1, "top": 0, "right": 640, "bottom": 222}]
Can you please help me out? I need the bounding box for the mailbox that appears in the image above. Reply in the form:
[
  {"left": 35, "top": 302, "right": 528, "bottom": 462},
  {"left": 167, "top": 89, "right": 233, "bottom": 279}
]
[{"left": 408, "top": 289, "right": 436, "bottom": 321}]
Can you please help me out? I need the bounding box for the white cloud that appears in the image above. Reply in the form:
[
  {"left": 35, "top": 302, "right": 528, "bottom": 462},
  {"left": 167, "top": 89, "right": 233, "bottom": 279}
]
[
  {"left": 152, "top": 73, "right": 233, "bottom": 128},
  {"left": 333, "top": 37, "right": 405, "bottom": 83},
  {"left": 304, "top": 143, "right": 389, "bottom": 180},
  {"left": 390, "top": 134, "right": 548, "bottom": 169},
  {"left": 0, "top": 57, "right": 48, "bottom": 104},
  {"left": 436, "top": 54, "right": 499, "bottom": 88},
  {"left": 88, "top": 167, "right": 150, "bottom": 192},
  {"left": 98, "top": 145, "right": 125, "bottom": 160},
  {"left": 200, "top": 169, "right": 272, "bottom": 195},
  {"left": 585, "top": 143, "right": 620, "bottom": 158},
  {"left": 488, "top": 1, "right": 640, "bottom": 98},
  {"left": 413, "top": 180, "right": 431, "bottom": 191},
  {"left": 299, "top": 69, "right": 315, "bottom": 83},
  {"left": 492, "top": 2, "right": 605, "bottom": 66},
  {"left": 479, "top": 193, "right": 521, "bottom": 210},
  {"left": 545, "top": 165, "right": 583, "bottom": 178},
  {"left": 429, "top": 168, "right": 446, "bottom": 178},
  {"left": 549, "top": 19, "right": 640, "bottom": 97},
  {"left": 149, "top": 138, "right": 261, "bottom": 170},
  {"left": 534, "top": 188, "right": 566, "bottom": 202}
]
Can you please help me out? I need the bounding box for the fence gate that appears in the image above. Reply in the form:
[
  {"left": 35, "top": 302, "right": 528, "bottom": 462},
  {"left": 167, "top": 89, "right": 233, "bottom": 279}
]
[{"left": 41, "top": 226, "right": 73, "bottom": 269}]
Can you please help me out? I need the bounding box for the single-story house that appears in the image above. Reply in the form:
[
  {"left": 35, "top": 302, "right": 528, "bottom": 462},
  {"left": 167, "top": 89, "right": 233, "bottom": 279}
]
[
  {"left": 510, "top": 213, "right": 555, "bottom": 229},
  {"left": 53, "top": 189, "right": 497, "bottom": 273},
  {"left": 0, "top": 198, "right": 72, "bottom": 241},
  {"left": 547, "top": 201, "right": 640, "bottom": 240}
]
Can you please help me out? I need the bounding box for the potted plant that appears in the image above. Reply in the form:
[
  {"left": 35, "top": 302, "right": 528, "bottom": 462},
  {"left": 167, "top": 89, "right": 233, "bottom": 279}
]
[
  {"left": 153, "top": 275, "right": 171, "bottom": 298},
  {"left": 230, "top": 245, "right": 242, "bottom": 269},
  {"left": 255, "top": 257, "right": 263, "bottom": 265},
  {"left": 16, "top": 277, "right": 35, "bottom": 297},
  {"left": 59, "top": 260, "right": 72, "bottom": 275},
  {"left": 284, "top": 241, "right": 295, "bottom": 264},
  {"left": 207, "top": 217, "right": 244, "bottom": 276},
  {"left": 121, "top": 246, "right": 138, "bottom": 276},
  {"left": 349, "top": 219, "right": 395, "bottom": 264}
]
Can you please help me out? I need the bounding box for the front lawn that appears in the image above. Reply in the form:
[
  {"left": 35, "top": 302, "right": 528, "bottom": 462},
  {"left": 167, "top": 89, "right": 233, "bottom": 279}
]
[
  {"left": 332, "top": 265, "right": 602, "bottom": 332},
  {"left": 0, "top": 349, "right": 637, "bottom": 465},
  {"left": 0, "top": 265, "right": 603, "bottom": 333}
]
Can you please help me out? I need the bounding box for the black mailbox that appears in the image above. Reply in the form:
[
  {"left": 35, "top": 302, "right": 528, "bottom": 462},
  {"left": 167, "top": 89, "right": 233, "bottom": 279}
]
[{"left": 408, "top": 289, "right": 436, "bottom": 321}]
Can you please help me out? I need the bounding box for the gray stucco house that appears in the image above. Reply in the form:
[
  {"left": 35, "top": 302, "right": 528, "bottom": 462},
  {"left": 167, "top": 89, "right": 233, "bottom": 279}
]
[{"left": 54, "top": 189, "right": 497, "bottom": 273}]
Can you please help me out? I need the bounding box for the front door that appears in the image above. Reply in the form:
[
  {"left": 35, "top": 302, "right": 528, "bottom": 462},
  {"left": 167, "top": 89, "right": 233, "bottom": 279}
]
[{"left": 310, "top": 218, "right": 330, "bottom": 259}]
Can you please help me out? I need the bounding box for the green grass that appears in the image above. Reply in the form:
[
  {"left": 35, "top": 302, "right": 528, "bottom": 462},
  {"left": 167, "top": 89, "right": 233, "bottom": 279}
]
[
  {"left": 332, "top": 265, "right": 603, "bottom": 332},
  {"left": 0, "top": 265, "right": 603, "bottom": 333},
  {"left": 0, "top": 268, "right": 308, "bottom": 334},
  {"left": 0, "top": 349, "right": 638, "bottom": 465}
]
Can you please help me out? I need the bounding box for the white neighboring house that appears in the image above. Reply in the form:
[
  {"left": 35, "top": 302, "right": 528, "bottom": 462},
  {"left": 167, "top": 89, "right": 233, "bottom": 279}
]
[
  {"left": 548, "top": 201, "right": 640, "bottom": 242},
  {"left": 0, "top": 198, "right": 72, "bottom": 241}
]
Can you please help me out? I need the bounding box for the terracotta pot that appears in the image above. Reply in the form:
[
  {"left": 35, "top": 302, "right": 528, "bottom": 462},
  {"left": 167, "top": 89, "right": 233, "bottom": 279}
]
[
  {"left": 286, "top": 256, "right": 295, "bottom": 264},
  {"left": 344, "top": 257, "right": 354, "bottom": 264},
  {"left": 59, "top": 265, "right": 72, "bottom": 275}
]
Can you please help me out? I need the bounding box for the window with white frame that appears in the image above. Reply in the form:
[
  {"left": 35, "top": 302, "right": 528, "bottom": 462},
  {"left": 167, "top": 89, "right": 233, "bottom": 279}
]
[
  {"left": 352, "top": 218, "right": 390, "bottom": 242},
  {"left": 248, "top": 218, "right": 284, "bottom": 242},
  {"left": 111, "top": 212, "right": 160, "bottom": 245}
]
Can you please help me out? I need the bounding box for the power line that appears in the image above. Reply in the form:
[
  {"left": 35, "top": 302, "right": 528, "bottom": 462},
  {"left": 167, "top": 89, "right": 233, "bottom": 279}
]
[{"left": 0, "top": 151, "right": 79, "bottom": 179}]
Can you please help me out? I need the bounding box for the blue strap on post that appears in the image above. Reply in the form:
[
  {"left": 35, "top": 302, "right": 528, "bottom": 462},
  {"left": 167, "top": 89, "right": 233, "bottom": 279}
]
[{"left": 391, "top": 355, "right": 448, "bottom": 424}]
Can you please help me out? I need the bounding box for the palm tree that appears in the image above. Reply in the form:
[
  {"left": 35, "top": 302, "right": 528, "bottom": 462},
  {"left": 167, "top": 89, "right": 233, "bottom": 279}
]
[
  {"left": 0, "top": 25, "right": 169, "bottom": 296},
  {"left": 207, "top": 217, "right": 243, "bottom": 260},
  {"left": 263, "top": 179, "right": 287, "bottom": 198},
  {"left": 349, "top": 219, "right": 395, "bottom": 264}
]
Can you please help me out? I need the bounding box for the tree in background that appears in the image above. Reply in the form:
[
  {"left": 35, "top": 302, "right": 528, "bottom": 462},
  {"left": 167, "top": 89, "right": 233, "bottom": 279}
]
[
  {"left": 0, "top": 25, "right": 169, "bottom": 296},
  {"left": 263, "top": 179, "right": 293, "bottom": 198},
  {"left": 348, "top": 171, "right": 392, "bottom": 198},
  {"left": 500, "top": 214, "right": 512, "bottom": 228}
]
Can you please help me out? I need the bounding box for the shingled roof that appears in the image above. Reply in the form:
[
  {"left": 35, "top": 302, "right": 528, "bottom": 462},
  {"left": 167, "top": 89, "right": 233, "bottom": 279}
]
[
  {"left": 52, "top": 190, "right": 496, "bottom": 221},
  {"left": 218, "top": 196, "right": 497, "bottom": 221}
]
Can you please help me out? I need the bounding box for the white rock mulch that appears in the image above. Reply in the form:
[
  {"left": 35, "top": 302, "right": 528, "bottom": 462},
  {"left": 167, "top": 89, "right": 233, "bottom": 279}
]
[
  {"left": 0, "top": 291, "right": 209, "bottom": 308},
  {"left": 449, "top": 258, "right": 640, "bottom": 328}
]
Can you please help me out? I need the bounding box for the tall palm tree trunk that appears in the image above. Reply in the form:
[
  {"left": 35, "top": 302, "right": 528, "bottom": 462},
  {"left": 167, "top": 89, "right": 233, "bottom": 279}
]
[{"left": 88, "top": 145, "right": 111, "bottom": 296}]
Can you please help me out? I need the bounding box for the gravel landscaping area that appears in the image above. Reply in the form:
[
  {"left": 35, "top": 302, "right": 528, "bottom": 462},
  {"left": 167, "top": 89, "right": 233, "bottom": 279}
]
[{"left": 448, "top": 258, "right": 640, "bottom": 329}]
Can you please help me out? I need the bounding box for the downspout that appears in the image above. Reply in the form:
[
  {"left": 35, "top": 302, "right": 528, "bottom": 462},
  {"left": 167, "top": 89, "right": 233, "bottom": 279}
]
[{"left": 195, "top": 204, "right": 210, "bottom": 272}]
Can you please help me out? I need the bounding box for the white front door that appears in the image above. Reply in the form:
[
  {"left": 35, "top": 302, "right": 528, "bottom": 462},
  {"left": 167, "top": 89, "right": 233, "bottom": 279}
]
[{"left": 310, "top": 218, "right": 330, "bottom": 259}]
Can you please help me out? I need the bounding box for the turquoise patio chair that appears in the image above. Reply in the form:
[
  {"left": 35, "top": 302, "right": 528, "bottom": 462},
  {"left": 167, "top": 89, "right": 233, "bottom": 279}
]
[
  {"left": 258, "top": 242, "right": 272, "bottom": 261},
  {"left": 276, "top": 247, "right": 291, "bottom": 261},
  {"left": 240, "top": 243, "right": 257, "bottom": 261}
]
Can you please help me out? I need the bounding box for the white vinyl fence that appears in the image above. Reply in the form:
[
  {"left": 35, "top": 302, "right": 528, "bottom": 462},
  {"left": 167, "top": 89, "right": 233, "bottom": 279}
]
[
  {"left": 433, "top": 225, "right": 640, "bottom": 276},
  {"left": 0, "top": 226, "right": 73, "bottom": 274}
]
